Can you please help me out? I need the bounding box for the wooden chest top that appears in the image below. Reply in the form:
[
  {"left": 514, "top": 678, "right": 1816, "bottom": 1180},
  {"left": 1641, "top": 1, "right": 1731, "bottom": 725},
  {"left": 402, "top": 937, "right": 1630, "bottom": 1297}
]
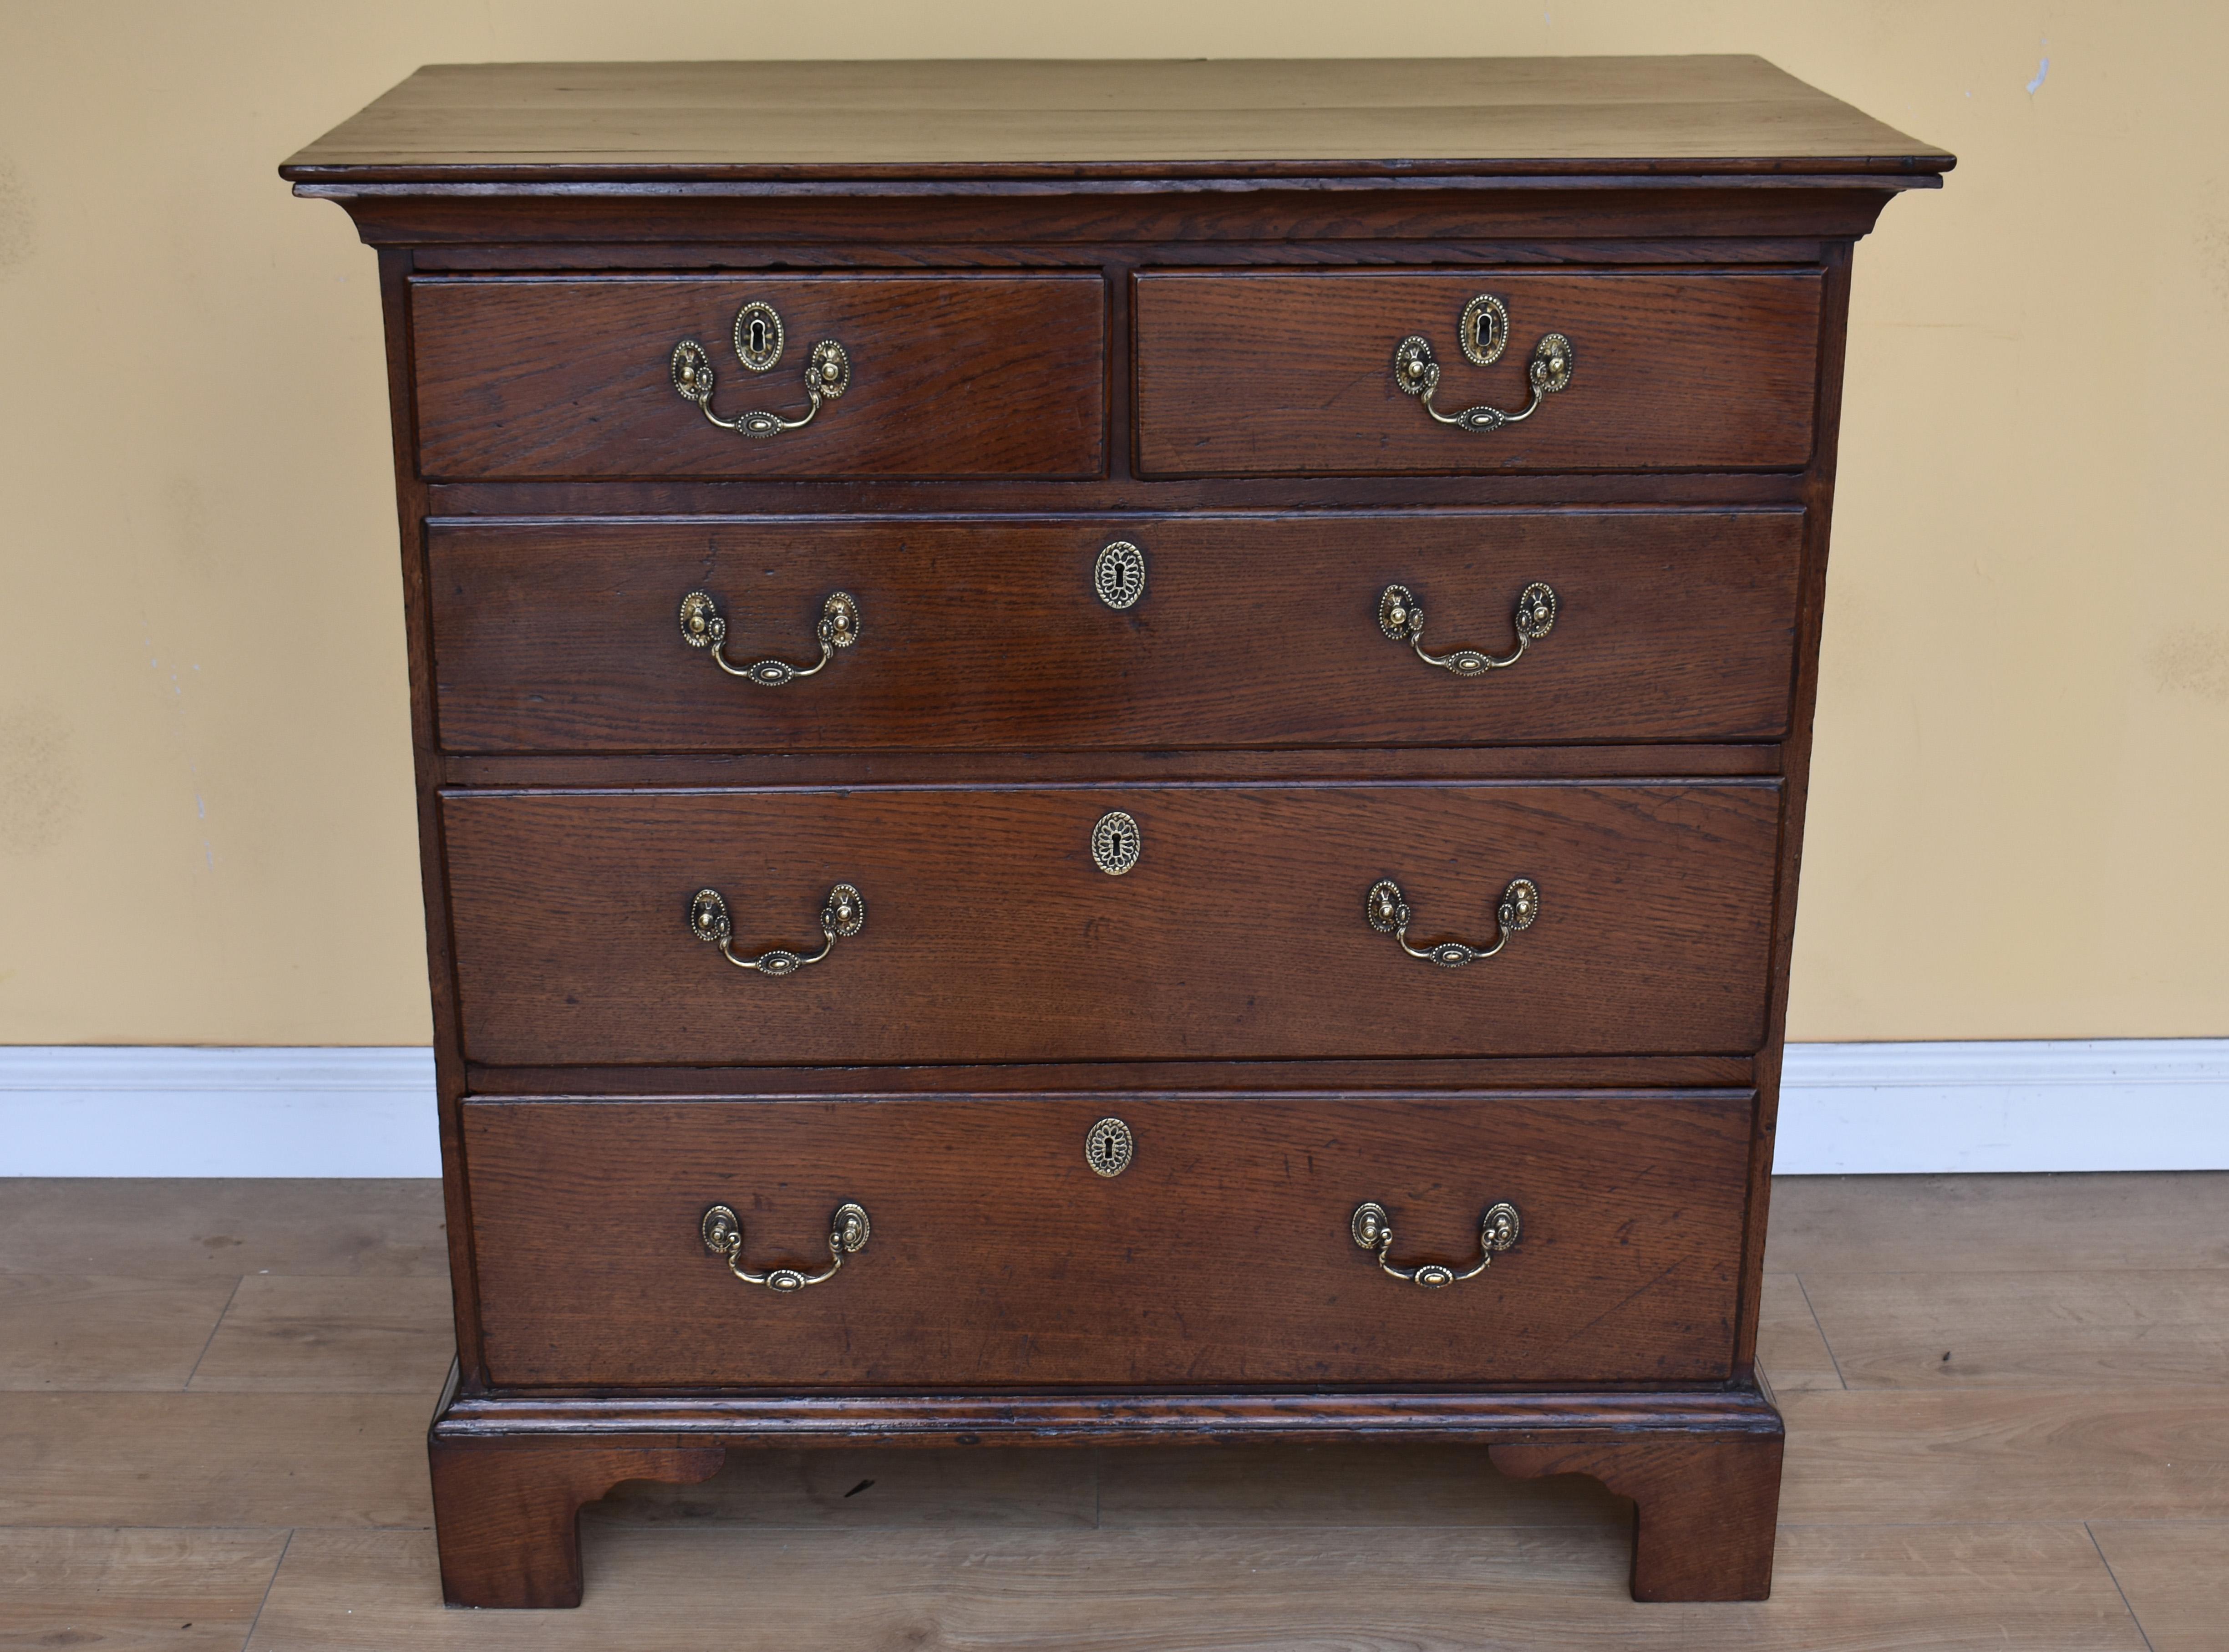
[{"left": 281, "top": 56, "right": 1950, "bottom": 181}]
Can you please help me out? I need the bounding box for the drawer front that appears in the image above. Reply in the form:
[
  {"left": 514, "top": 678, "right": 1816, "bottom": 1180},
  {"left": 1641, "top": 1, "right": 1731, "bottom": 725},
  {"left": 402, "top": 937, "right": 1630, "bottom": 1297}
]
[
  {"left": 1135, "top": 271, "right": 1822, "bottom": 476},
  {"left": 410, "top": 274, "right": 1105, "bottom": 480},
  {"left": 464, "top": 1091, "right": 1752, "bottom": 1388},
  {"left": 443, "top": 782, "right": 1779, "bottom": 1066},
  {"left": 429, "top": 510, "right": 1802, "bottom": 753}
]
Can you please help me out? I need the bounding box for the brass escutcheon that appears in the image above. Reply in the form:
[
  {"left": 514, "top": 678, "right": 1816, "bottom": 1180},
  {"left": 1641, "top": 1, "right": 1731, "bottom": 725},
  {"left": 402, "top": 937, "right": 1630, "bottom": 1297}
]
[
  {"left": 1085, "top": 1116, "right": 1135, "bottom": 1177},
  {"left": 1091, "top": 810, "right": 1142, "bottom": 876},
  {"left": 1093, "top": 540, "right": 1148, "bottom": 610}
]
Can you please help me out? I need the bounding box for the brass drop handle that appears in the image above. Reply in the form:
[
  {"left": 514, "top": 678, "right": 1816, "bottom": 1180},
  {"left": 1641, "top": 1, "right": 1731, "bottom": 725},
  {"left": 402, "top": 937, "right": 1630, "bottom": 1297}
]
[
  {"left": 1379, "top": 580, "right": 1557, "bottom": 676},
  {"left": 1351, "top": 1200, "right": 1521, "bottom": 1288},
  {"left": 670, "top": 300, "right": 850, "bottom": 438},
  {"left": 701, "top": 1201, "right": 870, "bottom": 1293},
  {"left": 1393, "top": 293, "right": 1574, "bottom": 433},
  {"left": 679, "top": 589, "right": 860, "bottom": 686},
  {"left": 1366, "top": 875, "right": 1539, "bottom": 968},
  {"left": 689, "top": 883, "right": 865, "bottom": 976}
]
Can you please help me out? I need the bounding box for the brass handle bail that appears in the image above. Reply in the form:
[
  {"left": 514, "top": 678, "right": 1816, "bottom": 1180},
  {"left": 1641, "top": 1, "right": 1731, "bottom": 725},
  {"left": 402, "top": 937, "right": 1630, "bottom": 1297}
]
[
  {"left": 690, "top": 882, "right": 865, "bottom": 976},
  {"left": 1351, "top": 1200, "right": 1522, "bottom": 1287},
  {"left": 701, "top": 1201, "right": 870, "bottom": 1293},
  {"left": 1378, "top": 580, "right": 1556, "bottom": 677},
  {"left": 670, "top": 299, "right": 850, "bottom": 439},
  {"left": 1366, "top": 875, "right": 1539, "bottom": 968},
  {"left": 1393, "top": 292, "right": 1574, "bottom": 433},
  {"left": 679, "top": 589, "right": 859, "bottom": 686}
]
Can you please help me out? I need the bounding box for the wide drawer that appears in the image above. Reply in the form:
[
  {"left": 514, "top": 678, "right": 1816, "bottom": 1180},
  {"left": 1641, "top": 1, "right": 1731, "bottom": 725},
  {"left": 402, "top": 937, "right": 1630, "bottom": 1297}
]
[
  {"left": 1134, "top": 271, "right": 1823, "bottom": 476},
  {"left": 463, "top": 1091, "right": 1753, "bottom": 1388},
  {"left": 443, "top": 782, "right": 1779, "bottom": 1066},
  {"left": 410, "top": 274, "right": 1105, "bottom": 480},
  {"left": 428, "top": 510, "right": 1802, "bottom": 752}
]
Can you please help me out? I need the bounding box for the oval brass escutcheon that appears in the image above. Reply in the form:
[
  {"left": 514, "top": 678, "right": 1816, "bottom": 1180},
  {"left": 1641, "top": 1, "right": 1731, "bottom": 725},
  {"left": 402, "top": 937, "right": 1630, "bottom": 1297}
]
[
  {"left": 1091, "top": 810, "right": 1142, "bottom": 876},
  {"left": 733, "top": 301, "right": 785, "bottom": 373},
  {"left": 1093, "top": 540, "right": 1148, "bottom": 610},
  {"left": 678, "top": 590, "right": 726, "bottom": 648},
  {"left": 689, "top": 888, "right": 732, "bottom": 944},
  {"left": 1514, "top": 581, "right": 1558, "bottom": 642},
  {"left": 1460, "top": 293, "right": 1510, "bottom": 366},
  {"left": 823, "top": 883, "right": 866, "bottom": 938},
  {"left": 1392, "top": 334, "right": 1436, "bottom": 397},
  {"left": 1085, "top": 1116, "right": 1135, "bottom": 1177},
  {"left": 832, "top": 1201, "right": 872, "bottom": 1252},
  {"left": 820, "top": 591, "right": 862, "bottom": 649},
  {"left": 808, "top": 339, "right": 851, "bottom": 400},
  {"left": 701, "top": 1203, "right": 741, "bottom": 1255},
  {"left": 1529, "top": 333, "right": 1575, "bottom": 395},
  {"left": 1377, "top": 584, "right": 1419, "bottom": 641},
  {"left": 1366, "top": 879, "right": 1408, "bottom": 935}
]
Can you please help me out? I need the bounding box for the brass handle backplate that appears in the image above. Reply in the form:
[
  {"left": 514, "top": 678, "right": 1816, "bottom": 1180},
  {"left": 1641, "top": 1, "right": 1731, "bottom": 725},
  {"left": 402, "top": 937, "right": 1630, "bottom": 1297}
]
[
  {"left": 1379, "top": 580, "right": 1557, "bottom": 677},
  {"left": 1393, "top": 293, "right": 1574, "bottom": 433},
  {"left": 1351, "top": 1200, "right": 1521, "bottom": 1288},
  {"left": 1366, "top": 875, "right": 1539, "bottom": 968},
  {"left": 670, "top": 300, "right": 850, "bottom": 438},
  {"left": 679, "top": 589, "right": 859, "bottom": 686},
  {"left": 690, "top": 882, "right": 865, "bottom": 976},
  {"left": 701, "top": 1201, "right": 870, "bottom": 1293}
]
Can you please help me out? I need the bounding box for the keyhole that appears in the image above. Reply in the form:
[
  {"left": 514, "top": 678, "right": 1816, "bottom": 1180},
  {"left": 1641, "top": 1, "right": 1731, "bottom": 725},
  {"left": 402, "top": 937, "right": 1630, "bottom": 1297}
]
[{"left": 748, "top": 318, "right": 769, "bottom": 355}]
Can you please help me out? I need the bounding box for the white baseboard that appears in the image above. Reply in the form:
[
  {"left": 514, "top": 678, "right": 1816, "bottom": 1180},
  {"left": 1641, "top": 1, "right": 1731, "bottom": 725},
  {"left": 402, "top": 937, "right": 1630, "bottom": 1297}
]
[
  {"left": 1, "top": 1041, "right": 2223, "bottom": 1177},
  {"left": 0, "top": 1047, "right": 440, "bottom": 1177},
  {"left": 1774, "top": 1039, "right": 2228, "bottom": 1173}
]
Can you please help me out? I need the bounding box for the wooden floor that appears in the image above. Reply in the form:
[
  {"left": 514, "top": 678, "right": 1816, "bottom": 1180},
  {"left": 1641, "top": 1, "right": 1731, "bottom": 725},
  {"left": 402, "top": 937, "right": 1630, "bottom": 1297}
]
[{"left": 2, "top": 1174, "right": 2223, "bottom": 1649}]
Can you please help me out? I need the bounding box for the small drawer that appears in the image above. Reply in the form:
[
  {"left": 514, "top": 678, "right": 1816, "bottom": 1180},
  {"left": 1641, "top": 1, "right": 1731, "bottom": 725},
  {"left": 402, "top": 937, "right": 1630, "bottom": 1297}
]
[
  {"left": 441, "top": 781, "right": 1780, "bottom": 1067},
  {"left": 1134, "top": 270, "right": 1823, "bottom": 476},
  {"left": 409, "top": 274, "right": 1105, "bottom": 480},
  {"left": 463, "top": 1091, "right": 1753, "bottom": 1388},
  {"left": 427, "top": 509, "right": 1803, "bottom": 753}
]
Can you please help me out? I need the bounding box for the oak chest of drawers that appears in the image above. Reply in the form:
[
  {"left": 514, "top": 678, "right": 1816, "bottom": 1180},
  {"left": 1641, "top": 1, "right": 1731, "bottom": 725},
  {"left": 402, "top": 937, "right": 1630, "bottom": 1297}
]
[{"left": 285, "top": 56, "right": 1947, "bottom": 1607}]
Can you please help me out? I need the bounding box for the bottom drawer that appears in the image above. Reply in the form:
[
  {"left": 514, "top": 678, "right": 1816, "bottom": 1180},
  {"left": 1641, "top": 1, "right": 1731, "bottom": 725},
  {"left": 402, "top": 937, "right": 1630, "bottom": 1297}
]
[{"left": 463, "top": 1092, "right": 1754, "bottom": 1389}]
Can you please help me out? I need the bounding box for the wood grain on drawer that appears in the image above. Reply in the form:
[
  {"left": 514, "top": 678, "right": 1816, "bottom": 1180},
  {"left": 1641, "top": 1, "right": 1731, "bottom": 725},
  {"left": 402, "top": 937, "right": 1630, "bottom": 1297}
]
[
  {"left": 442, "top": 782, "right": 1779, "bottom": 1066},
  {"left": 410, "top": 274, "right": 1105, "bottom": 479},
  {"left": 463, "top": 1091, "right": 1753, "bottom": 1388},
  {"left": 1134, "top": 271, "right": 1822, "bottom": 475},
  {"left": 427, "top": 510, "right": 1803, "bottom": 752}
]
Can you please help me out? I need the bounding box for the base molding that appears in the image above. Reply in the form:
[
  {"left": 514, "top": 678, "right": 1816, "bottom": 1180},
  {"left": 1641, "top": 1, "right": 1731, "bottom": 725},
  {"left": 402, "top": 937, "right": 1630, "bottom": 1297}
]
[
  {"left": 427, "top": 1372, "right": 1784, "bottom": 1606},
  {"left": 431, "top": 1383, "right": 1786, "bottom": 1446}
]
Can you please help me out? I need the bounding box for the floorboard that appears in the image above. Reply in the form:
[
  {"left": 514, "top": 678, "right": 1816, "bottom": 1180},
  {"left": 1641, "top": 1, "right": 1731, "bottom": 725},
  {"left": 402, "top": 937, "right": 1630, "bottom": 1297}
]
[
  {"left": 1801, "top": 1269, "right": 2229, "bottom": 1388},
  {"left": 243, "top": 1523, "right": 2151, "bottom": 1651},
  {"left": 1779, "top": 1388, "right": 2229, "bottom": 1523},
  {"left": 0, "top": 1527, "right": 288, "bottom": 1652},
  {"left": 1766, "top": 1172, "right": 2229, "bottom": 1273},
  {"left": 0, "top": 1393, "right": 435, "bottom": 1528},
  {"left": 0, "top": 1273, "right": 239, "bottom": 1390},
  {"left": 185, "top": 1275, "right": 456, "bottom": 1394},
  {"left": 2090, "top": 1521, "right": 2229, "bottom": 1652}
]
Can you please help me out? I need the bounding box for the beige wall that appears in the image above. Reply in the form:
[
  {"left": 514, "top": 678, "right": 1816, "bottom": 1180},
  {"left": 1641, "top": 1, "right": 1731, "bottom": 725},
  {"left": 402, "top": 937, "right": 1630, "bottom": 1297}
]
[{"left": 1, "top": 2, "right": 2223, "bottom": 1047}]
